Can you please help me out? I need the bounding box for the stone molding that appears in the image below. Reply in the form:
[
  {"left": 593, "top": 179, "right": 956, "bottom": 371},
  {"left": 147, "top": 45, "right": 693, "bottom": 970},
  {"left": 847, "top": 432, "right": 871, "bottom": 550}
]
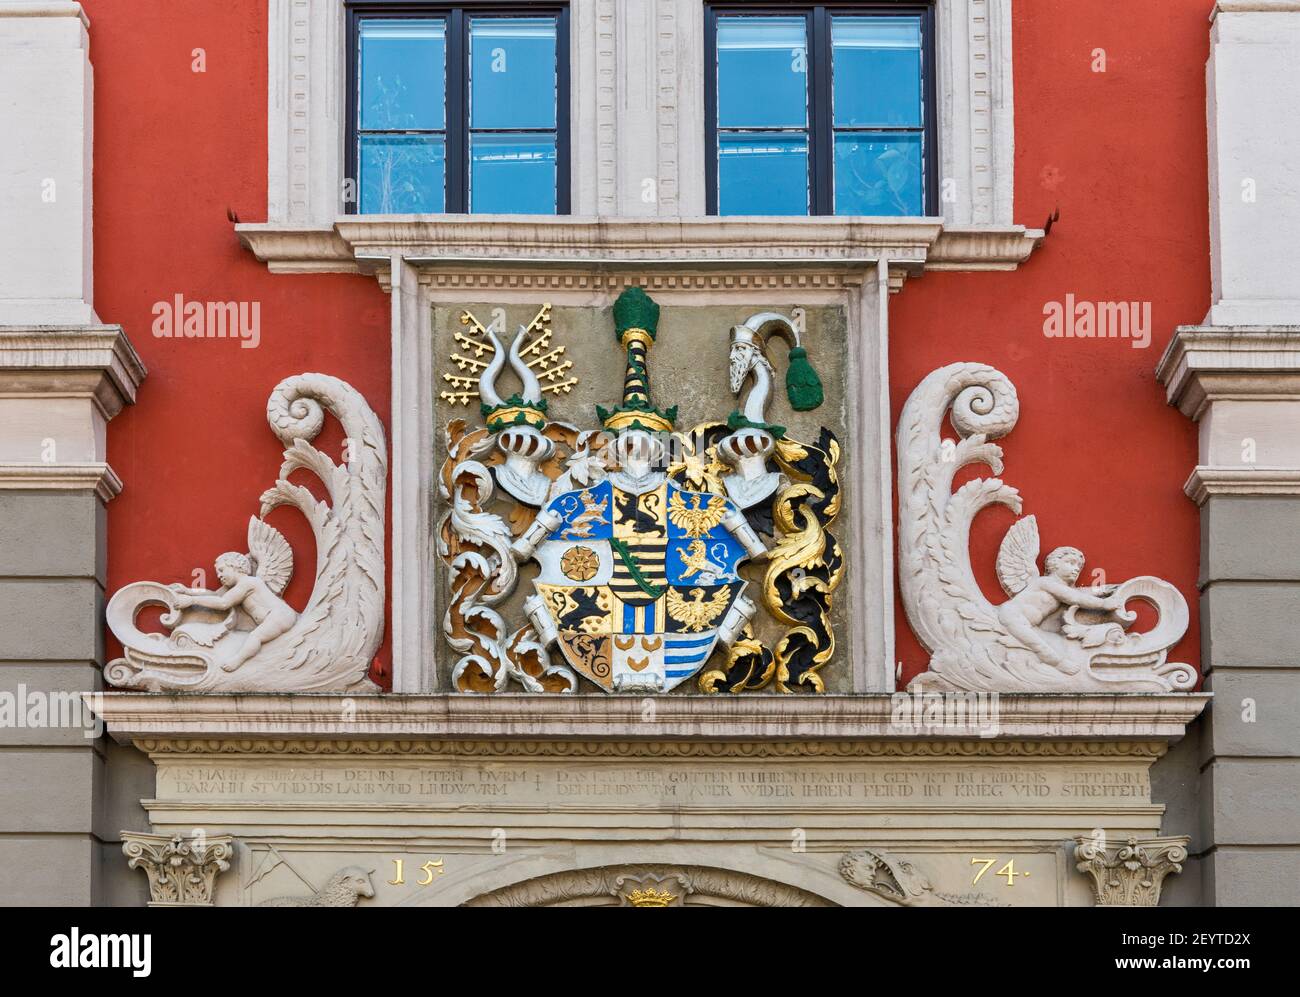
[
  {"left": 0, "top": 2, "right": 89, "bottom": 25},
  {"left": 1213, "top": 1, "right": 1300, "bottom": 18},
  {"left": 91, "top": 692, "right": 1210, "bottom": 744},
  {"left": 121, "top": 831, "right": 235, "bottom": 907},
  {"left": 464, "top": 864, "right": 834, "bottom": 907},
  {"left": 1158, "top": 327, "right": 1300, "bottom": 503},
  {"left": 1157, "top": 326, "right": 1300, "bottom": 420},
  {"left": 237, "top": 218, "right": 1044, "bottom": 282},
  {"left": 1073, "top": 834, "right": 1190, "bottom": 907},
  {"left": 1183, "top": 466, "right": 1300, "bottom": 504},
  {"left": 125, "top": 737, "right": 1174, "bottom": 759},
  {"left": 0, "top": 325, "right": 146, "bottom": 420},
  {"left": 0, "top": 461, "right": 122, "bottom": 501}
]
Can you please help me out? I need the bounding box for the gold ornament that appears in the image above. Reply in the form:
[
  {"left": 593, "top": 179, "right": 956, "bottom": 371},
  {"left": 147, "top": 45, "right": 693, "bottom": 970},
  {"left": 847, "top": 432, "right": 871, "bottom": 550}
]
[
  {"left": 626, "top": 887, "right": 677, "bottom": 908},
  {"left": 560, "top": 545, "right": 600, "bottom": 582},
  {"left": 440, "top": 303, "right": 579, "bottom": 406},
  {"left": 666, "top": 586, "right": 731, "bottom": 632}
]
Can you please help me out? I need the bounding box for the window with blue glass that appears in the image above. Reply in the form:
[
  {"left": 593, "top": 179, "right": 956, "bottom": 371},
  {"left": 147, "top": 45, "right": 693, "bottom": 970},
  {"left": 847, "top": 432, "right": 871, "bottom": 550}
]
[
  {"left": 347, "top": 4, "right": 569, "bottom": 214},
  {"left": 706, "top": 4, "right": 935, "bottom": 216}
]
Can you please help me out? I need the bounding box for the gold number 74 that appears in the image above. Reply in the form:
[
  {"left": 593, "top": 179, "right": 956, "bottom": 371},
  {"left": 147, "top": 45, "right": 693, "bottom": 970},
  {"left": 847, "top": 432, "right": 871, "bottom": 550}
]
[{"left": 970, "top": 857, "right": 1019, "bottom": 886}]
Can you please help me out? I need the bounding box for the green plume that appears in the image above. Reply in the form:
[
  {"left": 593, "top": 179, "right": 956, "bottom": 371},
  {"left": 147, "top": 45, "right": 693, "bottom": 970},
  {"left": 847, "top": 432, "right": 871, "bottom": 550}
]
[
  {"left": 612, "top": 286, "right": 660, "bottom": 343},
  {"left": 785, "top": 346, "right": 824, "bottom": 411}
]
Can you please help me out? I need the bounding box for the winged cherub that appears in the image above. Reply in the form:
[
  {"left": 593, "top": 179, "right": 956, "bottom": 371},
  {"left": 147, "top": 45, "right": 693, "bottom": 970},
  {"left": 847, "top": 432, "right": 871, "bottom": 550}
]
[
  {"left": 994, "top": 515, "right": 1127, "bottom": 674},
  {"left": 170, "top": 518, "right": 297, "bottom": 673}
]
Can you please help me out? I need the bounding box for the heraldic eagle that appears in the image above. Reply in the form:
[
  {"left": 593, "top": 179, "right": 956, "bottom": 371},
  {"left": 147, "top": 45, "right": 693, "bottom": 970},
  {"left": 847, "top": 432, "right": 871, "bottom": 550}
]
[
  {"left": 666, "top": 586, "right": 730, "bottom": 632},
  {"left": 668, "top": 490, "right": 728, "bottom": 538}
]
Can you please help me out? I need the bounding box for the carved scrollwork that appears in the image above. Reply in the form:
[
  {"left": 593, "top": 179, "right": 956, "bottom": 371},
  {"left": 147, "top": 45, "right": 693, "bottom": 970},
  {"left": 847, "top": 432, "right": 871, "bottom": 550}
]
[
  {"left": 896, "top": 362, "right": 1195, "bottom": 693},
  {"left": 105, "top": 374, "right": 387, "bottom": 692},
  {"left": 122, "top": 831, "right": 234, "bottom": 907},
  {"left": 1074, "top": 834, "right": 1189, "bottom": 907},
  {"left": 839, "top": 848, "right": 1005, "bottom": 907},
  {"left": 440, "top": 419, "right": 578, "bottom": 693},
  {"left": 443, "top": 294, "right": 840, "bottom": 694}
]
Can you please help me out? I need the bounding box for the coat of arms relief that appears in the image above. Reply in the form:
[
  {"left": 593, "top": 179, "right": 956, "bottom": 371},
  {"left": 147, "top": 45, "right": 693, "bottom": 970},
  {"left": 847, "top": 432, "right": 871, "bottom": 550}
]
[
  {"left": 438, "top": 288, "right": 843, "bottom": 695},
  {"left": 100, "top": 293, "right": 1193, "bottom": 696}
]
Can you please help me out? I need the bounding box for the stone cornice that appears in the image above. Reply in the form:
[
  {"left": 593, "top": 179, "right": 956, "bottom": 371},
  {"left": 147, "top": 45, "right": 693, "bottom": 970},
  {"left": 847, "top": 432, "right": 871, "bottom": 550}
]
[
  {"left": 1184, "top": 466, "right": 1300, "bottom": 504},
  {"left": 90, "top": 692, "right": 1209, "bottom": 744},
  {"left": 236, "top": 217, "right": 1045, "bottom": 284},
  {"left": 0, "top": 2, "right": 89, "bottom": 27},
  {"left": 0, "top": 462, "right": 123, "bottom": 501},
  {"left": 1213, "top": 0, "right": 1300, "bottom": 19},
  {"left": 125, "top": 737, "right": 1174, "bottom": 759},
  {"left": 0, "top": 325, "right": 146, "bottom": 419},
  {"left": 1156, "top": 326, "right": 1300, "bottom": 419}
]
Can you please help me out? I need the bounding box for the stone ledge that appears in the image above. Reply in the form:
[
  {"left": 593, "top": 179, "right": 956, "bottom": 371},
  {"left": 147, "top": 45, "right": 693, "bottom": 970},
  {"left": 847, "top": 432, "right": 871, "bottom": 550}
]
[
  {"left": 1214, "top": 1, "right": 1300, "bottom": 18},
  {"left": 0, "top": 461, "right": 123, "bottom": 501},
  {"left": 1157, "top": 326, "right": 1300, "bottom": 419},
  {"left": 1184, "top": 466, "right": 1300, "bottom": 504},
  {"left": 91, "top": 692, "right": 1210, "bottom": 744},
  {"left": 0, "top": 325, "right": 146, "bottom": 418},
  {"left": 236, "top": 217, "right": 1044, "bottom": 280}
]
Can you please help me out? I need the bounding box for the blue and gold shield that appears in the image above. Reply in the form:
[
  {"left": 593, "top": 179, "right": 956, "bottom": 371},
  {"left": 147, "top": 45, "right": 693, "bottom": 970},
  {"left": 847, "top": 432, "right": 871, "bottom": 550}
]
[{"left": 528, "top": 480, "right": 752, "bottom": 692}]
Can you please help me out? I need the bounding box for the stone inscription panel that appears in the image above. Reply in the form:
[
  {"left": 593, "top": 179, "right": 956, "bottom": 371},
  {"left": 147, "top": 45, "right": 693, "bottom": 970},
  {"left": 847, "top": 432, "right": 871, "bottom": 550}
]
[{"left": 156, "top": 757, "right": 1153, "bottom": 810}]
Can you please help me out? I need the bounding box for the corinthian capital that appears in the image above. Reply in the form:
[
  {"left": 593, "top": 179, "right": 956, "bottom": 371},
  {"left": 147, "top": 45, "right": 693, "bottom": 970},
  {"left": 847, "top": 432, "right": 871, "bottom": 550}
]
[
  {"left": 1074, "top": 834, "right": 1190, "bottom": 907},
  {"left": 122, "top": 831, "right": 234, "bottom": 907}
]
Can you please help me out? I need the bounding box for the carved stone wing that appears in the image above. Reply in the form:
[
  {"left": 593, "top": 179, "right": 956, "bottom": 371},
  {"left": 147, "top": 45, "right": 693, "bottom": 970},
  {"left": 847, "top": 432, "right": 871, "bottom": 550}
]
[
  {"left": 247, "top": 517, "right": 294, "bottom": 595},
  {"left": 995, "top": 514, "right": 1040, "bottom": 597}
]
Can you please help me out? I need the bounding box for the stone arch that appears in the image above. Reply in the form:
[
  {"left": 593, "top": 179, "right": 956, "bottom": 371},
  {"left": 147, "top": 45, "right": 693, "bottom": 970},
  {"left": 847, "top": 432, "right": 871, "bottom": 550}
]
[{"left": 462, "top": 863, "right": 840, "bottom": 907}]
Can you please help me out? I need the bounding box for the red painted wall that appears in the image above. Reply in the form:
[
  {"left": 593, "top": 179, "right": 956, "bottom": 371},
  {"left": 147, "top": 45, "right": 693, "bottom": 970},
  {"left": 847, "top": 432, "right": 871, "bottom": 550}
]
[
  {"left": 891, "top": 0, "right": 1209, "bottom": 684},
  {"left": 88, "top": 0, "right": 393, "bottom": 682},
  {"left": 90, "top": 0, "right": 1207, "bottom": 688}
]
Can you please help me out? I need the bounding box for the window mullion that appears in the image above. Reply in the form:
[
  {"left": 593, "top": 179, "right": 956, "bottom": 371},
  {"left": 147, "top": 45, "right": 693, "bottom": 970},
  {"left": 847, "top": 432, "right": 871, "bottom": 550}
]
[
  {"left": 447, "top": 8, "right": 468, "bottom": 213},
  {"left": 810, "top": 7, "right": 833, "bottom": 215}
]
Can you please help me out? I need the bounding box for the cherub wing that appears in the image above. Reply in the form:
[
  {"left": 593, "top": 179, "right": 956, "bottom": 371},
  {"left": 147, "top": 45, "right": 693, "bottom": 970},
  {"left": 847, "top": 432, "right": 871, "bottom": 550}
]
[
  {"left": 669, "top": 491, "right": 729, "bottom": 538},
  {"left": 247, "top": 517, "right": 294, "bottom": 595},
  {"left": 995, "top": 515, "right": 1040, "bottom": 597}
]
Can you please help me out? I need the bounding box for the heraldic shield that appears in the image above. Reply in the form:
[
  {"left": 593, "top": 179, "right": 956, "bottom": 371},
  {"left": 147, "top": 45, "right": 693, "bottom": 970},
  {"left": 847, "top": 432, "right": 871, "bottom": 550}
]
[{"left": 528, "top": 480, "right": 754, "bottom": 692}]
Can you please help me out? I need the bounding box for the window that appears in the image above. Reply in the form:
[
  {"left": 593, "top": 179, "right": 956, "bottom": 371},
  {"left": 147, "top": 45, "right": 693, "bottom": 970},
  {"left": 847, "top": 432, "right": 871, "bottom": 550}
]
[
  {"left": 705, "top": 3, "right": 935, "bottom": 216},
  {"left": 346, "top": 4, "right": 570, "bottom": 214}
]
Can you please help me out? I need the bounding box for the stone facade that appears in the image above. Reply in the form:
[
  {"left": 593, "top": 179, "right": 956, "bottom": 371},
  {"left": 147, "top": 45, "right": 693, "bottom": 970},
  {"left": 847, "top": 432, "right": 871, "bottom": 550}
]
[{"left": 2, "top": 0, "right": 1297, "bottom": 908}]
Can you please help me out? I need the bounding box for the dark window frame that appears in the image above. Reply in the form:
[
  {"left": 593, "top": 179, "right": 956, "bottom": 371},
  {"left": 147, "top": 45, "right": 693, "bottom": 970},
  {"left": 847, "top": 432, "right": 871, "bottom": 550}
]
[
  {"left": 345, "top": 0, "right": 571, "bottom": 215},
  {"left": 704, "top": 1, "right": 937, "bottom": 216}
]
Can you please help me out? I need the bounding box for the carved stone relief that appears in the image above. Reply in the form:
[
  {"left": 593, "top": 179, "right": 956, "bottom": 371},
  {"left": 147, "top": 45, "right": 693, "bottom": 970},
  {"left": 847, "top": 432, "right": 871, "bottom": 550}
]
[
  {"left": 122, "top": 831, "right": 234, "bottom": 907},
  {"left": 105, "top": 373, "right": 387, "bottom": 692},
  {"left": 463, "top": 864, "right": 835, "bottom": 907},
  {"left": 440, "top": 289, "right": 842, "bottom": 695},
  {"left": 839, "top": 849, "right": 1005, "bottom": 907},
  {"left": 896, "top": 362, "right": 1196, "bottom": 693},
  {"left": 1074, "top": 834, "right": 1190, "bottom": 907},
  {"left": 256, "top": 866, "right": 377, "bottom": 907}
]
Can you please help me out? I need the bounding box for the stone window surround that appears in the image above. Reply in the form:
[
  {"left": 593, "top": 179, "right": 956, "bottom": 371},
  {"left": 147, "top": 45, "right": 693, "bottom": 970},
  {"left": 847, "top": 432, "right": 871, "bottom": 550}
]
[{"left": 268, "top": 0, "right": 1016, "bottom": 229}]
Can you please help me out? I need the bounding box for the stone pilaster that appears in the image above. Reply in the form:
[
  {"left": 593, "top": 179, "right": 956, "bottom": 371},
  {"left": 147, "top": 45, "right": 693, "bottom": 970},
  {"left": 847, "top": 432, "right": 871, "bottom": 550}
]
[
  {"left": 0, "top": 2, "right": 151, "bottom": 906},
  {"left": 1152, "top": 0, "right": 1300, "bottom": 907}
]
